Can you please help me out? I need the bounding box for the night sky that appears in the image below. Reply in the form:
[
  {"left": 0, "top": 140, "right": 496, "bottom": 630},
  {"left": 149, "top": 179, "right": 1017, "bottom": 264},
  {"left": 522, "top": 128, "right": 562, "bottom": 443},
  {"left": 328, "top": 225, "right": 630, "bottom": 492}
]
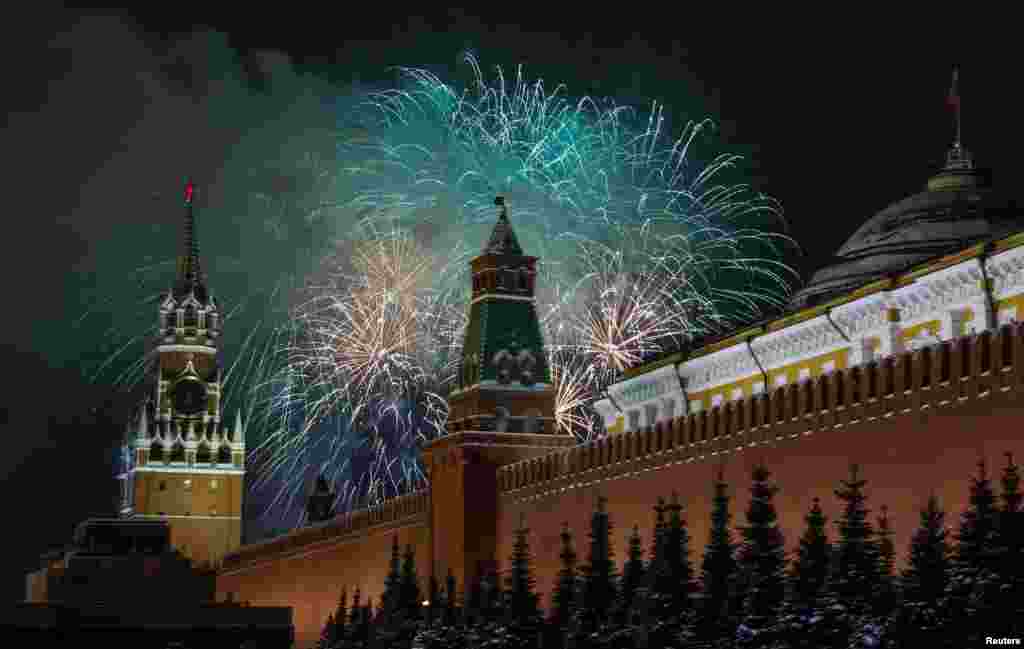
[{"left": 0, "top": 8, "right": 1014, "bottom": 602}]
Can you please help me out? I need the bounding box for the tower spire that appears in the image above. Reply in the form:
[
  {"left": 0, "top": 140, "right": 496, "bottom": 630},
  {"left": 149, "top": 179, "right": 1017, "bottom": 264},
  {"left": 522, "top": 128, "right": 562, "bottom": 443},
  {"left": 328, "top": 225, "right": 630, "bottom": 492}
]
[
  {"left": 175, "top": 177, "right": 207, "bottom": 301},
  {"left": 943, "top": 66, "right": 973, "bottom": 172},
  {"left": 927, "top": 67, "right": 981, "bottom": 192},
  {"left": 483, "top": 196, "right": 523, "bottom": 255}
]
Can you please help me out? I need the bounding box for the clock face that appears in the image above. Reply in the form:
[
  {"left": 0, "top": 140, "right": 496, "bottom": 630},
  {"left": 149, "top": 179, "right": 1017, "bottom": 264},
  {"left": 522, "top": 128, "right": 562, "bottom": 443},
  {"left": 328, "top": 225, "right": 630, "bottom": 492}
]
[{"left": 173, "top": 379, "right": 208, "bottom": 415}]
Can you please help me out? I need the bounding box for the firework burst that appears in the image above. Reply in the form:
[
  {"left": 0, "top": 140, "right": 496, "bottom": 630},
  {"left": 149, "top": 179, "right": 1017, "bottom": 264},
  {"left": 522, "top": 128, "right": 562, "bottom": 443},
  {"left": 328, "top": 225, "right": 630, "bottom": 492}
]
[
  {"left": 78, "top": 53, "right": 796, "bottom": 532},
  {"left": 243, "top": 53, "right": 797, "bottom": 530}
]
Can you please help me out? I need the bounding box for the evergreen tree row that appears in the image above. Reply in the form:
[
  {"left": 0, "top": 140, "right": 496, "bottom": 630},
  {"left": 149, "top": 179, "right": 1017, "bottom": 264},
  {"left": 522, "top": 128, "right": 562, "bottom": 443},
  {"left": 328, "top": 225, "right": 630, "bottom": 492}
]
[{"left": 317, "top": 452, "right": 1024, "bottom": 648}]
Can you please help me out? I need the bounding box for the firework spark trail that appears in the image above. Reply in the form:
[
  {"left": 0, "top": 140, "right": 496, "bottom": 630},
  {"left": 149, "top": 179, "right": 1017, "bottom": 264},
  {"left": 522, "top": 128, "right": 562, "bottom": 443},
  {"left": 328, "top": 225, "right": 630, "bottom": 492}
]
[{"left": 86, "top": 52, "right": 797, "bottom": 532}]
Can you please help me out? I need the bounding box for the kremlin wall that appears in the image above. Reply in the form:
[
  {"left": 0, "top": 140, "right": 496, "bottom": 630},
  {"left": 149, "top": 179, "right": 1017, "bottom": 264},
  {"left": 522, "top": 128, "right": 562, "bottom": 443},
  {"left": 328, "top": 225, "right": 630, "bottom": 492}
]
[{"left": 217, "top": 130, "right": 1024, "bottom": 647}]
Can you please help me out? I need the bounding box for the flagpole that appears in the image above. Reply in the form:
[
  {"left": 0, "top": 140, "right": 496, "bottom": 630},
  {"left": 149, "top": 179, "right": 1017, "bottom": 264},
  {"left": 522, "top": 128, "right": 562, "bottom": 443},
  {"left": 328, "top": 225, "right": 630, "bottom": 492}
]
[{"left": 952, "top": 66, "right": 961, "bottom": 148}]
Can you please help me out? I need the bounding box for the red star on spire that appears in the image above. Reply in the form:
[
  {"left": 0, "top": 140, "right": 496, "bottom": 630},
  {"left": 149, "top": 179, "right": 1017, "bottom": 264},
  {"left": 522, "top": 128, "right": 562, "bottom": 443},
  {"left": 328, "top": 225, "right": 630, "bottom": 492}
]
[{"left": 185, "top": 179, "right": 195, "bottom": 204}]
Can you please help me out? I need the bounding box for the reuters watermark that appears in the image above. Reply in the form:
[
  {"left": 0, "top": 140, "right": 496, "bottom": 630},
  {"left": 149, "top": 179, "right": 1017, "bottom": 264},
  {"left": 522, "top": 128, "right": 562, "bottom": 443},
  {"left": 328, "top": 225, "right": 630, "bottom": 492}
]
[{"left": 986, "top": 638, "right": 1023, "bottom": 646}]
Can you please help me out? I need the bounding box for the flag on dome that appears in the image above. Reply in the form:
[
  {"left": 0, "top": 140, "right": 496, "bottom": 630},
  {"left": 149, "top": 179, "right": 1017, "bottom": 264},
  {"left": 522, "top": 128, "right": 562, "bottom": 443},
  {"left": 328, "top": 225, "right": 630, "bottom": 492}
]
[{"left": 947, "top": 67, "right": 960, "bottom": 111}]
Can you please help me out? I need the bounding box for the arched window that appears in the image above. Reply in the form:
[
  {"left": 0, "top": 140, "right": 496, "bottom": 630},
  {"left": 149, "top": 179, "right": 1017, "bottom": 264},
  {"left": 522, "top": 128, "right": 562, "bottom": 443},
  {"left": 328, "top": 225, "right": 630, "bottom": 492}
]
[
  {"left": 493, "top": 350, "right": 515, "bottom": 385},
  {"left": 196, "top": 443, "right": 212, "bottom": 464},
  {"left": 150, "top": 441, "right": 164, "bottom": 463},
  {"left": 517, "top": 351, "right": 537, "bottom": 386},
  {"left": 217, "top": 445, "right": 232, "bottom": 464},
  {"left": 170, "top": 442, "right": 186, "bottom": 463}
]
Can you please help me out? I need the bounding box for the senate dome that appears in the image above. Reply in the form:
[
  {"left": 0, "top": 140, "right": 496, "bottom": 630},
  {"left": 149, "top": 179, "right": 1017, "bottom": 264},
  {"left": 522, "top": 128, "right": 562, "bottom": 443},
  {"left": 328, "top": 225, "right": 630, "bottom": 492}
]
[{"left": 790, "top": 143, "right": 1023, "bottom": 309}]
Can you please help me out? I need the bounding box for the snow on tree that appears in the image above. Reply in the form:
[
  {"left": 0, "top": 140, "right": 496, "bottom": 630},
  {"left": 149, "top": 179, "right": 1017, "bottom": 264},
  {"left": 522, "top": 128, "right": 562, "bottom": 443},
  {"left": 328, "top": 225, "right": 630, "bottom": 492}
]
[
  {"left": 947, "top": 458, "right": 999, "bottom": 645},
  {"left": 698, "top": 466, "right": 739, "bottom": 641},
  {"left": 617, "top": 523, "right": 645, "bottom": 628},
  {"left": 579, "top": 495, "right": 618, "bottom": 640},
  {"left": 893, "top": 493, "right": 951, "bottom": 640},
  {"left": 831, "top": 463, "right": 879, "bottom": 617},
  {"left": 505, "top": 513, "right": 543, "bottom": 647},
  {"left": 735, "top": 463, "right": 787, "bottom": 638}
]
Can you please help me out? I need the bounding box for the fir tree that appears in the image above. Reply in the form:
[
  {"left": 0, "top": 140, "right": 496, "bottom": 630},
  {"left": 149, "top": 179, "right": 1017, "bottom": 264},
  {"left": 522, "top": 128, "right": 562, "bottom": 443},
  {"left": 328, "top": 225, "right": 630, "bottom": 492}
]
[
  {"left": 333, "top": 587, "right": 348, "bottom": 647},
  {"left": 381, "top": 535, "right": 403, "bottom": 625},
  {"left": 699, "top": 467, "right": 738, "bottom": 640},
  {"left": 351, "top": 585, "right": 362, "bottom": 627},
  {"left": 549, "top": 523, "right": 578, "bottom": 645},
  {"left": 466, "top": 573, "right": 484, "bottom": 626},
  {"left": 874, "top": 504, "right": 897, "bottom": 616},
  {"left": 318, "top": 612, "right": 335, "bottom": 649},
  {"left": 481, "top": 563, "right": 504, "bottom": 625},
  {"left": 579, "top": 496, "right": 618, "bottom": 638},
  {"left": 831, "top": 463, "right": 879, "bottom": 618},
  {"left": 444, "top": 569, "right": 459, "bottom": 628},
  {"left": 775, "top": 497, "right": 834, "bottom": 649},
  {"left": 993, "top": 452, "right": 1024, "bottom": 635},
  {"left": 502, "top": 513, "right": 543, "bottom": 647},
  {"left": 947, "top": 458, "right": 1000, "bottom": 643},
  {"left": 735, "top": 463, "right": 787, "bottom": 637},
  {"left": 399, "top": 543, "right": 423, "bottom": 620},
  {"left": 648, "top": 496, "right": 667, "bottom": 586},
  {"left": 896, "top": 493, "right": 950, "bottom": 640},
  {"left": 617, "top": 524, "right": 645, "bottom": 627},
  {"left": 790, "top": 497, "right": 830, "bottom": 612},
  {"left": 663, "top": 492, "right": 696, "bottom": 612},
  {"left": 361, "top": 598, "right": 375, "bottom": 649},
  {"left": 427, "top": 574, "right": 441, "bottom": 627},
  {"left": 347, "top": 588, "right": 371, "bottom": 649},
  {"left": 1001, "top": 451, "right": 1023, "bottom": 514}
]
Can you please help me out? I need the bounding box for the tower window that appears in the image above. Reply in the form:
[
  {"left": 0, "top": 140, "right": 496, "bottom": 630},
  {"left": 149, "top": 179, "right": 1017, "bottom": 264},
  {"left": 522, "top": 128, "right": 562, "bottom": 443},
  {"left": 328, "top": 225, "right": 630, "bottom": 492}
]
[
  {"left": 217, "top": 445, "right": 231, "bottom": 464},
  {"left": 170, "top": 442, "right": 185, "bottom": 463},
  {"left": 183, "top": 479, "right": 192, "bottom": 489},
  {"left": 517, "top": 351, "right": 536, "bottom": 386},
  {"left": 210, "top": 479, "right": 219, "bottom": 490},
  {"left": 196, "top": 443, "right": 211, "bottom": 464},
  {"left": 159, "top": 481, "right": 167, "bottom": 491},
  {"left": 493, "top": 350, "right": 515, "bottom": 384}
]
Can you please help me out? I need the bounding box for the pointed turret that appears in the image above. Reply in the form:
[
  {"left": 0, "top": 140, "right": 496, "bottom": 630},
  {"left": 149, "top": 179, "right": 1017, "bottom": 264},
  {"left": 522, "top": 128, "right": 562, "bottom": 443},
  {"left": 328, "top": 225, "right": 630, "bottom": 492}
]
[
  {"left": 233, "top": 410, "right": 245, "bottom": 446},
  {"left": 174, "top": 179, "right": 208, "bottom": 303},
  {"left": 136, "top": 409, "right": 148, "bottom": 441},
  {"left": 482, "top": 196, "right": 523, "bottom": 255},
  {"left": 306, "top": 473, "right": 336, "bottom": 524}
]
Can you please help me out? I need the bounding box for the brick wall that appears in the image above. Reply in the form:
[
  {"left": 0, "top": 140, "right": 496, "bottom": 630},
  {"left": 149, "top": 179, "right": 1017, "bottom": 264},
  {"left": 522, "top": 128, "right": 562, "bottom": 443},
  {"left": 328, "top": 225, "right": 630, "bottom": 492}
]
[{"left": 220, "top": 324, "right": 1024, "bottom": 648}]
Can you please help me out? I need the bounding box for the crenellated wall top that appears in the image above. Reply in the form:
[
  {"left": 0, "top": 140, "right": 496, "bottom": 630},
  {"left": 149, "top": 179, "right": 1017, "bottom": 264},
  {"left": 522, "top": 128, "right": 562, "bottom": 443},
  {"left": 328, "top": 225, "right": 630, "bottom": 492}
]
[
  {"left": 220, "top": 489, "right": 429, "bottom": 572},
  {"left": 501, "top": 321, "right": 1024, "bottom": 499}
]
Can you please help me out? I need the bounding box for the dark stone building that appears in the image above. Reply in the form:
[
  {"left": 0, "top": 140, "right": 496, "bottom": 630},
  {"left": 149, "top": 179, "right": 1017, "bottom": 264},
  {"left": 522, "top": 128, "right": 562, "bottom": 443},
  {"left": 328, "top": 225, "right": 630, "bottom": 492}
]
[{"left": 8, "top": 518, "right": 292, "bottom": 647}]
